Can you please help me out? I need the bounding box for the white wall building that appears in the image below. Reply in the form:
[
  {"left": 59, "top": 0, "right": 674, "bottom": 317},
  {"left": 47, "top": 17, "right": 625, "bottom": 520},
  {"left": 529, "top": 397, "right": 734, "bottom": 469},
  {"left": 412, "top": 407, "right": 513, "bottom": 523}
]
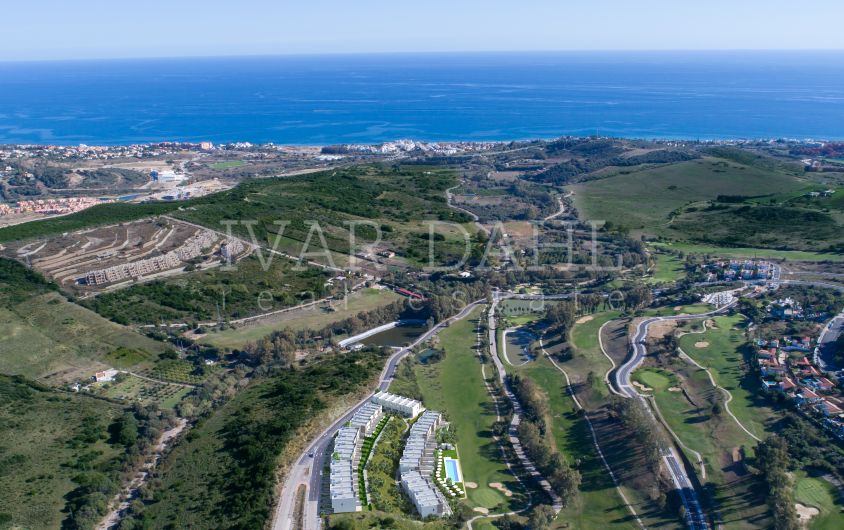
[
  {"left": 330, "top": 426, "right": 361, "bottom": 513},
  {"left": 398, "top": 410, "right": 450, "bottom": 518},
  {"left": 372, "top": 391, "right": 424, "bottom": 418},
  {"left": 349, "top": 402, "right": 383, "bottom": 435}
]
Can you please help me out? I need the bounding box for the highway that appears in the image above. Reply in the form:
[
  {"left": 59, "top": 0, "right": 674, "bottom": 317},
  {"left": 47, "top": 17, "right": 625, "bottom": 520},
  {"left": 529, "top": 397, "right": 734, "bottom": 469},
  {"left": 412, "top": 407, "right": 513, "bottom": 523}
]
[{"left": 271, "top": 300, "right": 484, "bottom": 530}]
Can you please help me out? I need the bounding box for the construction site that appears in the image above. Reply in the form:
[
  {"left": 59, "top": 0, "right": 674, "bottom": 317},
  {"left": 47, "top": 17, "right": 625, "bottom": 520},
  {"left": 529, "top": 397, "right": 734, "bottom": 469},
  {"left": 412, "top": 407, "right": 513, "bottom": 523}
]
[{"left": 1, "top": 217, "right": 251, "bottom": 294}]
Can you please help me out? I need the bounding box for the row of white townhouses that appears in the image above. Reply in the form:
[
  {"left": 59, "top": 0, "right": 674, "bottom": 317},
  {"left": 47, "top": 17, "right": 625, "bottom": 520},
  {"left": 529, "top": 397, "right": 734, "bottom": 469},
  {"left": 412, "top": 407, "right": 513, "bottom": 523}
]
[
  {"left": 329, "top": 402, "right": 384, "bottom": 513},
  {"left": 399, "top": 410, "right": 451, "bottom": 518}
]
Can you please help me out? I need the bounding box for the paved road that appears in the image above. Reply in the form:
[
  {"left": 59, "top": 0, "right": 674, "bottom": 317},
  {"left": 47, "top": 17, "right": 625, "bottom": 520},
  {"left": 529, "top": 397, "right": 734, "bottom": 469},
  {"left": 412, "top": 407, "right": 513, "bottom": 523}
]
[
  {"left": 271, "top": 300, "right": 484, "bottom": 530},
  {"left": 488, "top": 293, "right": 563, "bottom": 511},
  {"left": 615, "top": 303, "right": 739, "bottom": 530}
]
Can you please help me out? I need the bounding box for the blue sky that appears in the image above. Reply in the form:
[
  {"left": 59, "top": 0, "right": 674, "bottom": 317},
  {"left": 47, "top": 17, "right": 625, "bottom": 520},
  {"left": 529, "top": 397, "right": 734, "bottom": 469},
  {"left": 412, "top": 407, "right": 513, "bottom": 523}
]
[{"left": 4, "top": 0, "right": 844, "bottom": 61}]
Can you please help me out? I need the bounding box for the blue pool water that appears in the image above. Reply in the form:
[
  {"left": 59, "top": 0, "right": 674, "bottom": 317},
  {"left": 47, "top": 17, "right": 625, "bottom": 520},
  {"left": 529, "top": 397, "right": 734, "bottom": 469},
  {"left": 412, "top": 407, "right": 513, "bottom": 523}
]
[
  {"left": 444, "top": 458, "right": 461, "bottom": 483},
  {"left": 1, "top": 51, "right": 844, "bottom": 145}
]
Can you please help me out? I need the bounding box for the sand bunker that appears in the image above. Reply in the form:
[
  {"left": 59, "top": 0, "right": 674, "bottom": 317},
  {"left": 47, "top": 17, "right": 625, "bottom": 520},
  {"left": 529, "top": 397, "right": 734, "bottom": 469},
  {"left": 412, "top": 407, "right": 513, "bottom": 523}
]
[
  {"left": 473, "top": 507, "right": 490, "bottom": 514},
  {"left": 464, "top": 481, "right": 478, "bottom": 489},
  {"left": 668, "top": 386, "right": 682, "bottom": 392},
  {"left": 489, "top": 482, "right": 514, "bottom": 497},
  {"left": 795, "top": 503, "right": 819, "bottom": 524},
  {"left": 632, "top": 381, "right": 652, "bottom": 393},
  {"left": 576, "top": 315, "right": 594, "bottom": 324},
  {"left": 674, "top": 306, "right": 683, "bottom": 311},
  {"left": 695, "top": 341, "right": 710, "bottom": 348}
]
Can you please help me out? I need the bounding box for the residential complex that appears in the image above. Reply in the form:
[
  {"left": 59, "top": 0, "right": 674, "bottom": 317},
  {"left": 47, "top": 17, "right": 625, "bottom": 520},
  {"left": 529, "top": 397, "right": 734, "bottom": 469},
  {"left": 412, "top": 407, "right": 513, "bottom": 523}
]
[
  {"left": 329, "top": 403, "right": 383, "bottom": 513},
  {"left": 84, "top": 230, "right": 218, "bottom": 285},
  {"left": 399, "top": 410, "right": 451, "bottom": 518},
  {"left": 328, "top": 394, "right": 453, "bottom": 519},
  {"left": 757, "top": 336, "right": 844, "bottom": 438},
  {"left": 372, "top": 391, "right": 425, "bottom": 417}
]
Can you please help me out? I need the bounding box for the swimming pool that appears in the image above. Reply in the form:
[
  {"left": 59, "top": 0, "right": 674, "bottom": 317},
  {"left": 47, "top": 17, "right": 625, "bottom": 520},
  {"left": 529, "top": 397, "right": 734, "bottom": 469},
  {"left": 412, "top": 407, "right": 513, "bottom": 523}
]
[{"left": 444, "top": 458, "right": 462, "bottom": 483}]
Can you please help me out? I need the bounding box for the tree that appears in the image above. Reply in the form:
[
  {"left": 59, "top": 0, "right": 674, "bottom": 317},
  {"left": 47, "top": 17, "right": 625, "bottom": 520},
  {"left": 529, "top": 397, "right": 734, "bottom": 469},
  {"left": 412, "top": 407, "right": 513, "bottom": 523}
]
[
  {"left": 110, "top": 412, "right": 139, "bottom": 447},
  {"left": 528, "top": 504, "right": 556, "bottom": 530}
]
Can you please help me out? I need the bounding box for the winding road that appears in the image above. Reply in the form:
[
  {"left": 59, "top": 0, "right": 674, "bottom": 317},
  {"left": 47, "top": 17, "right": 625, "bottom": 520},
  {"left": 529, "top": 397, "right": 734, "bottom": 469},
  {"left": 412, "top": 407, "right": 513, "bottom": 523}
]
[
  {"left": 271, "top": 300, "right": 484, "bottom": 530},
  {"left": 614, "top": 303, "right": 741, "bottom": 530}
]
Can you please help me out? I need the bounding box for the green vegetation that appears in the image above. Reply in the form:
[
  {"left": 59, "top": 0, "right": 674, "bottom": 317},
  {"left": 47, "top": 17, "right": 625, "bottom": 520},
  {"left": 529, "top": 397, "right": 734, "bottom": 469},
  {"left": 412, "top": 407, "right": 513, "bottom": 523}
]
[
  {"left": 573, "top": 156, "right": 844, "bottom": 251},
  {"left": 572, "top": 157, "right": 804, "bottom": 237},
  {"left": 0, "top": 258, "right": 166, "bottom": 382},
  {"left": 793, "top": 471, "right": 844, "bottom": 530},
  {"left": 326, "top": 511, "right": 454, "bottom": 530},
  {"left": 514, "top": 358, "right": 640, "bottom": 529},
  {"left": 0, "top": 165, "right": 470, "bottom": 268},
  {"left": 632, "top": 367, "right": 675, "bottom": 392},
  {"left": 670, "top": 203, "right": 843, "bottom": 252},
  {"left": 678, "top": 315, "right": 777, "bottom": 439},
  {"left": 128, "top": 348, "right": 386, "bottom": 529},
  {"left": 359, "top": 416, "right": 390, "bottom": 505},
  {"left": 0, "top": 202, "right": 180, "bottom": 243},
  {"left": 651, "top": 241, "right": 844, "bottom": 262},
  {"left": 171, "top": 164, "right": 470, "bottom": 266},
  {"left": 82, "top": 254, "right": 330, "bottom": 325},
  {"left": 647, "top": 253, "right": 686, "bottom": 284},
  {"left": 0, "top": 376, "right": 124, "bottom": 530},
  {"left": 366, "top": 417, "right": 412, "bottom": 513},
  {"left": 98, "top": 374, "right": 191, "bottom": 409},
  {"left": 144, "top": 359, "right": 207, "bottom": 385},
  {"left": 564, "top": 310, "right": 621, "bottom": 405},
  {"left": 393, "top": 306, "right": 525, "bottom": 512},
  {"left": 209, "top": 160, "right": 246, "bottom": 170},
  {"left": 0, "top": 376, "right": 170, "bottom": 530},
  {"left": 202, "top": 288, "right": 401, "bottom": 350}
]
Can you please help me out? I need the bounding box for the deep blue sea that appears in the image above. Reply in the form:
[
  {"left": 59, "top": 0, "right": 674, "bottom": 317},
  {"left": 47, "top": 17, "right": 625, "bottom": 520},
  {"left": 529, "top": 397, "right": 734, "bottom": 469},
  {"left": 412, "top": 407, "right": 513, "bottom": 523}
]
[{"left": 1, "top": 52, "right": 843, "bottom": 145}]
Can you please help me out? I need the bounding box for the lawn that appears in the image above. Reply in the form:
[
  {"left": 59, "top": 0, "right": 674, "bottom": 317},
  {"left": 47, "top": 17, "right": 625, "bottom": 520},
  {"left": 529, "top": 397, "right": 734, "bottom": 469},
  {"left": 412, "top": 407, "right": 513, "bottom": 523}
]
[
  {"left": 562, "top": 310, "right": 622, "bottom": 404},
  {"left": 202, "top": 288, "right": 401, "bottom": 349},
  {"left": 517, "top": 357, "right": 643, "bottom": 529},
  {"left": 631, "top": 368, "right": 675, "bottom": 392},
  {"left": 641, "top": 304, "right": 713, "bottom": 317},
  {"left": 650, "top": 365, "right": 773, "bottom": 529},
  {"left": 366, "top": 416, "right": 413, "bottom": 514},
  {"left": 0, "top": 376, "right": 125, "bottom": 530},
  {"left": 209, "top": 160, "right": 246, "bottom": 170},
  {"left": 651, "top": 241, "right": 844, "bottom": 262},
  {"left": 677, "top": 315, "right": 777, "bottom": 440},
  {"left": 397, "top": 306, "right": 526, "bottom": 513},
  {"left": 794, "top": 470, "right": 844, "bottom": 530},
  {"left": 647, "top": 253, "right": 686, "bottom": 284},
  {"left": 571, "top": 157, "right": 804, "bottom": 237}
]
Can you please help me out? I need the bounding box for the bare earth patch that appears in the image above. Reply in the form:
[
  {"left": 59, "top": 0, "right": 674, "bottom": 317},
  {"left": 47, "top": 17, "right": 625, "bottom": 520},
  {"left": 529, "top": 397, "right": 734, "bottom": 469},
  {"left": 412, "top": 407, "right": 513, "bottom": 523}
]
[
  {"left": 695, "top": 341, "right": 710, "bottom": 348},
  {"left": 464, "top": 481, "right": 478, "bottom": 489},
  {"left": 795, "top": 503, "right": 819, "bottom": 525},
  {"left": 576, "top": 315, "right": 594, "bottom": 324},
  {"left": 489, "top": 482, "right": 514, "bottom": 497}
]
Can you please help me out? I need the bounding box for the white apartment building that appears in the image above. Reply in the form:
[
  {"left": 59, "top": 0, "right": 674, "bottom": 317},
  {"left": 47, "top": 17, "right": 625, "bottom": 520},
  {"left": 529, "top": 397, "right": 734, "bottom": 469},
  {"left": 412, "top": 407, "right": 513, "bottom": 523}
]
[
  {"left": 330, "top": 426, "right": 361, "bottom": 513},
  {"left": 372, "top": 391, "right": 424, "bottom": 418},
  {"left": 398, "top": 410, "right": 450, "bottom": 518},
  {"left": 349, "top": 402, "right": 383, "bottom": 435}
]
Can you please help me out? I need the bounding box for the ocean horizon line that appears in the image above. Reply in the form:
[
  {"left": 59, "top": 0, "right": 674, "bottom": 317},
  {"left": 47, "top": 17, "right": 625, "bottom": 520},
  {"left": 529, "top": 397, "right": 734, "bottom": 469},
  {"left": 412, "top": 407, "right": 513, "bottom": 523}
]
[{"left": 3, "top": 48, "right": 844, "bottom": 65}]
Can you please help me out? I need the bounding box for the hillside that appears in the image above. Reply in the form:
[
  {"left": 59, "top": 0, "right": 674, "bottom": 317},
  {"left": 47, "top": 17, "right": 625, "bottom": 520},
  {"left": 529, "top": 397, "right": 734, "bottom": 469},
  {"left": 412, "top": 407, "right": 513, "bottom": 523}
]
[{"left": 0, "top": 258, "right": 166, "bottom": 384}]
